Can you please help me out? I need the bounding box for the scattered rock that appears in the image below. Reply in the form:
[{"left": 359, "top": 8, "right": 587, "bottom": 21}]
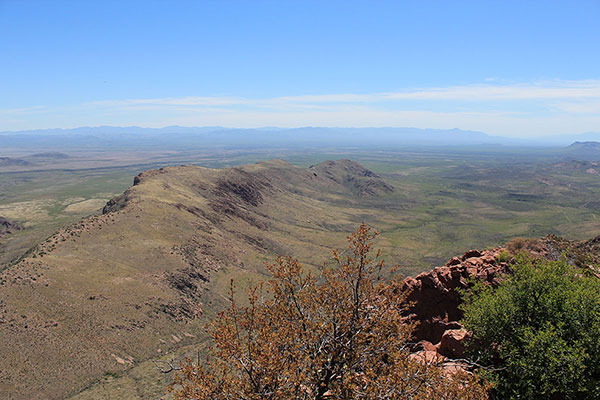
[{"left": 111, "top": 354, "right": 128, "bottom": 366}]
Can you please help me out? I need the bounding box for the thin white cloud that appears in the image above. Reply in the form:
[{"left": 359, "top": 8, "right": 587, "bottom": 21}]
[
  {"left": 388, "top": 81, "right": 600, "bottom": 101},
  {"left": 0, "top": 105, "right": 47, "bottom": 115},
  {"left": 83, "top": 80, "right": 600, "bottom": 109},
  {"left": 1, "top": 79, "right": 599, "bottom": 135},
  {"left": 76, "top": 80, "right": 600, "bottom": 111},
  {"left": 276, "top": 80, "right": 600, "bottom": 103},
  {"left": 91, "top": 96, "right": 245, "bottom": 107}
]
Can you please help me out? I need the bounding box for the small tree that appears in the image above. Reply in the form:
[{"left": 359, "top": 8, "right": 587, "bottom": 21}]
[
  {"left": 171, "top": 224, "right": 488, "bottom": 399},
  {"left": 461, "top": 256, "right": 600, "bottom": 399}
]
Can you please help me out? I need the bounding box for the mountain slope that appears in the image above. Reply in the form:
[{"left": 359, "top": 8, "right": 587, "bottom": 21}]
[
  {"left": 0, "top": 159, "right": 397, "bottom": 399},
  {"left": 562, "top": 141, "right": 600, "bottom": 160}
]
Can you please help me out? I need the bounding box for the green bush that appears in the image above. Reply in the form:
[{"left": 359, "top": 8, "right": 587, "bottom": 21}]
[
  {"left": 461, "top": 256, "right": 600, "bottom": 399},
  {"left": 496, "top": 250, "right": 512, "bottom": 263}
]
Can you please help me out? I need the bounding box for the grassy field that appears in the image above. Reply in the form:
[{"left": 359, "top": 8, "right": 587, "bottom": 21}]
[
  {"left": 0, "top": 168, "right": 137, "bottom": 266},
  {"left": 285, "top": 150, "right": 600, "bottom": 273}
]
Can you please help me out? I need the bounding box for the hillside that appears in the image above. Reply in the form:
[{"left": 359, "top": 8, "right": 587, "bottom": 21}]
[
  {"left": 0, "top": 157, "right": 32, "bottom": 167},
  {"left": 567, "top": 141, "right": 600, "bottom": 151},
  {"left": 562, "top": 141, "right": 600, "bottom": 160},
  {"left": 27, "top": 152, "right": 71, "bottom": 159},
  {"left": 0, "top": 159, "right": 398, "bottom": 399}
]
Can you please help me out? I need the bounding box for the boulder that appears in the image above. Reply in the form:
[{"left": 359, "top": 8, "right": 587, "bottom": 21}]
[{"left": 438, "top": 328, "right": 469, "bottom": 359}]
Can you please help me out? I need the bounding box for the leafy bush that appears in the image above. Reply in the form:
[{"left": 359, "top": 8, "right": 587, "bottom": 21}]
[
  {"left": 461, "top": 256, "right": 600, "bottom": 399},
  {"left": 496, "top": 250, "right": 512, "bottom": 263},
  {"left": 170, "top": 224, "right": 488, "bottom": 399}
]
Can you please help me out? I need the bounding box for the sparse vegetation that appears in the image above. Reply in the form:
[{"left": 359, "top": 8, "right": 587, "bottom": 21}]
[
  {"left": 170, "top": 224, "right": 489, "bottom": 399},
  {"left": 461, "top": 256, "right": 600, "bottom": 399},
  {"left": 505, "top": 237, "right": 545, "bottom": 255},
  {"left": 102, "top": 370, "right": 121, "bottom": 379}
]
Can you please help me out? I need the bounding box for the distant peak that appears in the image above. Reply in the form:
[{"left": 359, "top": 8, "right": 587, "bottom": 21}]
[{"left": 569, "top": 141, "right": 600, "bottom": 146}]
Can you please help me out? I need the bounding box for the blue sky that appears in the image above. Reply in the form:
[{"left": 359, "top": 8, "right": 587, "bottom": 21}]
[{"left": 1, "top": 0, "right": 599, "bottom": 136}]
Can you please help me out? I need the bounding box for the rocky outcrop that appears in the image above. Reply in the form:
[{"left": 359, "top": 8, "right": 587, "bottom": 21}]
[
  {"left": 403, "top": 247, "right": 512, "bottom": 358},
  {"left": 309, "top": 159, "right": 394, "bottom": 196},
  {"left": 403, "top": 234, "right": 600, "bottom": 361},
  {"left": 0, "top": 217, "right": 23, "bottom": 238}
]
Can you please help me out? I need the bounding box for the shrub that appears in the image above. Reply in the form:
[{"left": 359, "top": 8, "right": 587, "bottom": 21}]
[
  {"left": 461, "top": 256, "right": 600, "bottom": 399},
  {"left": 505, "top": 237, "right": 545, "bottom": 255},
  {"left": 496, "top": 250, "right": 511, "bottom": 263},
  {"left": 169, "top": 224, "right": 488, "bottom": 399}
]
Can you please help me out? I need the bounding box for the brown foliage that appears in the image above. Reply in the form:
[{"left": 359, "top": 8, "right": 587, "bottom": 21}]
[
  {"left": 170, "top": 224, "right": 489, "bottom": 399},
  {"left": 506, "top": 237, "right": 544, "bottom": 255}
]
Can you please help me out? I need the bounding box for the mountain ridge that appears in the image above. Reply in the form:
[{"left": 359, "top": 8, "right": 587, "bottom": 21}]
[{"left": 0, "top": 159, "right": 397, "bottom": 399}]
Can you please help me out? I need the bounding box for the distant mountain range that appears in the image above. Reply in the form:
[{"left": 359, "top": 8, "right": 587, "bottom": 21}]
[{"left": 2, "top": 126, "right": 600, "bottom": 151}]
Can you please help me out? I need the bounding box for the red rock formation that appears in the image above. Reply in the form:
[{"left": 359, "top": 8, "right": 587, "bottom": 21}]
[
  {"left": 403, "top": 248, "right": 512, "bottom": 357},
  {"left": 403, "top": 234, "right": 600, "bottom": 368}
]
